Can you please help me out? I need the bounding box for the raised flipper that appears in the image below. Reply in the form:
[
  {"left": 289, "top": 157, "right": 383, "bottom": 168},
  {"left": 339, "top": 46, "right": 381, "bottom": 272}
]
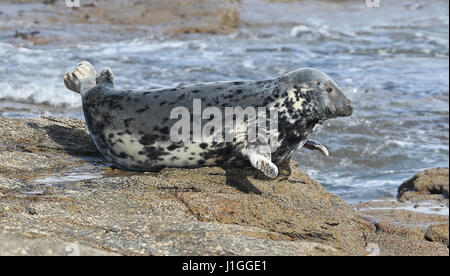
[
  {"left": 97, "top": 67, "right": 115, "bottom": 88},
  {"left": 303, "top": 139, "right": 329, "bottom": 156},
  {"left": 238, "top": 142, "right": 278, "bottom": 179},
  {"left": 63, "top": 61, "right": 97, "bottom": 95}
]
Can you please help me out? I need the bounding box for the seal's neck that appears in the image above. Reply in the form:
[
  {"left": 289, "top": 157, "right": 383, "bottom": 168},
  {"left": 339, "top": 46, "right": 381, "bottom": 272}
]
[{"left": 307, "top": 89, "right": 331, "bottom": 121}]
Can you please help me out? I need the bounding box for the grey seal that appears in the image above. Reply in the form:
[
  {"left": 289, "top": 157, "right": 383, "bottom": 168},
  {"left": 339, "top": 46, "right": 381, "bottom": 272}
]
[{"left": 63, "top": 61, "right": 353, "bottom": 178}]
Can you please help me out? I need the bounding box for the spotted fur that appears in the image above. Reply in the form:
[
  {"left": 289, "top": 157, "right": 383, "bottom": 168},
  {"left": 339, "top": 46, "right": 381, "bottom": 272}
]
[{"left": 64, "top": 62, "right": 353, "bottom": 178}]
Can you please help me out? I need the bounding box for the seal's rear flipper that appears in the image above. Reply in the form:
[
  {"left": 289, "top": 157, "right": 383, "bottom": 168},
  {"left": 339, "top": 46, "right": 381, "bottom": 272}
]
[
  {"left": 63, "top": 61, "right": 97, "bottom": 95},
  {"left": 97, "top": 67, "right": 115, "bottom": 88}
]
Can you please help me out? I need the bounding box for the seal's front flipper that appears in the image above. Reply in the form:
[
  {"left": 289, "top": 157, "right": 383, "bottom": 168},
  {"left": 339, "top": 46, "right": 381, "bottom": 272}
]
[
  {"left": 239, "top": 144, "right": 279, "bottom": 179},
  {"left": 254, "top": 158, "right": 279, "bottom": 179},
  {"left": 64, "top": 61, "right": 97, "bottom": 95},
  {"left": 304, "top": 139, "right": 329, "bottom": 156}
]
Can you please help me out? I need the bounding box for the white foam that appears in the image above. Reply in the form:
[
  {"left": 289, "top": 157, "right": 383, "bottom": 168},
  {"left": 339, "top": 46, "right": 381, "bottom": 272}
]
[
  {"left": 290, "top": 25, "right": 311, "bottom": 37},
  {"left": 0, "top": 81, "right": 82, "bottom": 108},
  {"left": 80, "top": 40, "right": 188, "bottom": 56},
  {"left": 358, "top": 201, "right": 449, "bottom": 216},
  {"left": 35, "top": 170, "right": 103, "bottom": 184}
]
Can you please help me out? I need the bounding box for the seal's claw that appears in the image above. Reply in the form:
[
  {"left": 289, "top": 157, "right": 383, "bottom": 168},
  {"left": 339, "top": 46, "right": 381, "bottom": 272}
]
[
  {"left": 239, "top": 142, "right": 278, "bottom": 179},
  {"left": 316, "top": 143, "right": 329, "bottom": 157},
  {"left": 304, "top": 139, "right": 330, "bottom": 157}
]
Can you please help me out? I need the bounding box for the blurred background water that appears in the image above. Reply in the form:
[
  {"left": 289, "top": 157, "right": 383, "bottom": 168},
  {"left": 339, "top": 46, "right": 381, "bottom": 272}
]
[{"left": 0, "top": 0, "right": 448, "bottom": 203}]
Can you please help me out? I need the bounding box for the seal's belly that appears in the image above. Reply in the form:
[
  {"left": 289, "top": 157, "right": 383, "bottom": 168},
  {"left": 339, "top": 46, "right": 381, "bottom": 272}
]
[
  {"left": 81, "top": 82, "right": 276, "bottom": 170},
  {"left": 84, "top": 113, "right": 238, "bottom": 170},
  {"left": 98, "top": 131, "right": 237, "bottom": 170},
  {"left": 82, "top": 100, "right": 241, "bottom": 170}
]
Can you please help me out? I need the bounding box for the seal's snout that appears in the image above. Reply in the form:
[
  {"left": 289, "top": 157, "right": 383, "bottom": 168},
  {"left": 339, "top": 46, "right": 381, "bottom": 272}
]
[
  {"left": 338, "top": 99, "right": 353, "bottom": 117},
  {"left": 345, "top": 100, "right": 354, "bottom": 116},
  {"left": 323, "top": 86, "right": 354, "bottom": 118}
]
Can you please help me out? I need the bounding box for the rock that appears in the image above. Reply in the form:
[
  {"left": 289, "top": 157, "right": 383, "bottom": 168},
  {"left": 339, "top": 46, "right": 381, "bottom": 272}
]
[
  {"left": 399, "top": 192, "right": 446, "bottom": 203},
  {"left": 398, "top": 168, "right": 449, "bottom": 202},
  {"left": 356, "top": 200, "right": 448, "bottom": 244},
  {"left": 2, "top": 116, "right": 448, "bottom": 256},
  {"left": 365, "top": 233, "right": 449, "bottom": 256},
  {"left": 425, "top": 224, "right": 449, "bottom": 247},
  {"left": 355, "top": 201, "right": 448, "bottom": 230},
  {"left": 3, "top": 0, "right": 241, "bottom": 42},
  {"left": 0, "top": 116, "right": 101, "bottom": 179},
  {"left": 354, "top": 168, "right": 449, "bottom": 256},
  {"left": 0, "top": 116, "right": 375, "bottom": 256},
  {"left": 0, "top": 234, "right": 119, "bottom": 256},
  {"left": 42, "top": 0, "right": 57, "bottom": 4},
  {"left": 373, "top": 221, "right": 426, "bottom": 241}
]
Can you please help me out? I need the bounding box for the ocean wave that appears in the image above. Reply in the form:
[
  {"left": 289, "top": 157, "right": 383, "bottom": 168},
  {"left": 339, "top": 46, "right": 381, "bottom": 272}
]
[{"left": 0, "top": 81, "right": 81, "bottom": 108}]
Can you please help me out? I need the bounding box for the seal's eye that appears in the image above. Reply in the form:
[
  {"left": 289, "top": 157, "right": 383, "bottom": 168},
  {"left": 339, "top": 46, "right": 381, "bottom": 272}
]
[
  {"left": 326, "top": 87, "right": 333, "bottom": 93},
  {"left": 316, "top": 81, "right": 321, "bottom": 86}
]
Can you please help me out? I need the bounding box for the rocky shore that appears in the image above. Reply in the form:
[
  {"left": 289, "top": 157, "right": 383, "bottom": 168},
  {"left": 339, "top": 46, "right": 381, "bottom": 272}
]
[
  {"left": 0, "top": 116, "right": 448, "bottom": 256},
  {"left": 354, "top": 167, "right": 449, "bottom": 255},
  {"left": 1, "top": 0, "right": 241, "bottom": 46}
]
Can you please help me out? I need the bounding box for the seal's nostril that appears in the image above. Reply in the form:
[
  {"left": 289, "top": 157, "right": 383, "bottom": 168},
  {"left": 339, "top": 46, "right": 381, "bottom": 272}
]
[{"left": 348, "top": 101, "right": 354, "bottom": 114}]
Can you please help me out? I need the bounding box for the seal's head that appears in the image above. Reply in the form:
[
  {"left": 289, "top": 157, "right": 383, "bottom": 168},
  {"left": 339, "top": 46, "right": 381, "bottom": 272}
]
[{"left": 294, "top": 68, "right": 354, "bottom": 119}]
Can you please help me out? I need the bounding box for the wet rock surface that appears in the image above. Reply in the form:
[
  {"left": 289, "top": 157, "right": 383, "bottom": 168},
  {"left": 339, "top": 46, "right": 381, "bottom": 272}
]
[
  {"left": 0, "top": 234, "right": 119, "bottom": 256},
  {"left": 1, "top": 0, "right": 241, "bottom": 45},
  {"left": 398, "top": 168, "right": 449, "bottom": 203},
  {"left": 356, "top": 202, "right": 448, "bottom": 243},
  {"left": 355, "top": 168, "right": 449, "bottom": 253},
  {"left": 364, "top": 232, "right": 448, "bottom": 256},
  {"left": 0, "top": 116, "right": 448, "bottom": 256},
  {"left": 425, "top": 224, "right": 449, "bottom": 247},
  {"left": 0, "top": 116, "right": 372, "bottom": 256}
]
